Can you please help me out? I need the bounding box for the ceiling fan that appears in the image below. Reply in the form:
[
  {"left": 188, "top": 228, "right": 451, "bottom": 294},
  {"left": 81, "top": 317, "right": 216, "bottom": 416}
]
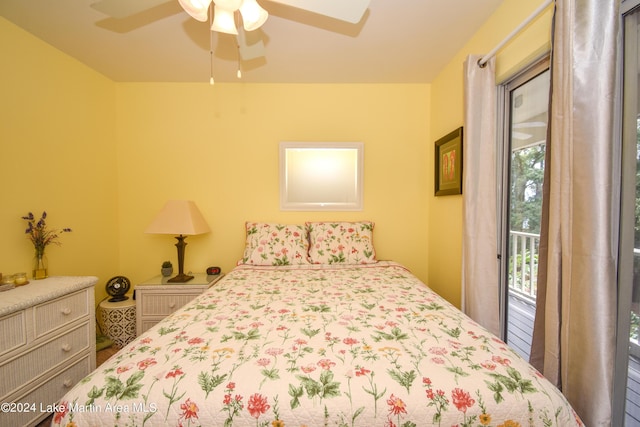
[
  {"left": 91, "top": 0, "right": 370, "bottom": 24},
  {"left": 91, "top": 0, "right": 370, "bottom": 71}
]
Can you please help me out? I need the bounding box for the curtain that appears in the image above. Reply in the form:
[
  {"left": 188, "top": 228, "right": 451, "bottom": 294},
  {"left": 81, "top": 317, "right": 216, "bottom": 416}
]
[
  {"left": 461, "top": 55, "right": 500, "bottom": 336},
  {"left": 530, "top": 0, "right": 620, "bottom": 424}
]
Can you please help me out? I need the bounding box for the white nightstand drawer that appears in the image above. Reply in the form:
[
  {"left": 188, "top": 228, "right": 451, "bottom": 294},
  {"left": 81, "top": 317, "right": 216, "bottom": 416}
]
[
  {"left": 140, "top": 292, "right": 201, "bottom": 316},
  {"left": 0, "top": 311, "right": 26, "bottom": 357},
  {"left": 33, "top": 289, "right": 89, "bottom": 337},
  {"left": 136, "top": 274, "right": 223, "bottom": 336},
  {"left": 0, "top": 322, "right": 90, "bottom": 399},
  {"left": 139, "top": 319, "right": 163, "bottom": 334}
]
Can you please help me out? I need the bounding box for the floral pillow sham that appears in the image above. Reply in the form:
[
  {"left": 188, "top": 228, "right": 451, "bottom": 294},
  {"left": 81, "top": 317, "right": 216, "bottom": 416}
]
[
  {"left": 306, "top": 221, "right": 377, "bottom": 265},
  {"left": 238, "top": 222, "right": 310, "bottom": 266}
]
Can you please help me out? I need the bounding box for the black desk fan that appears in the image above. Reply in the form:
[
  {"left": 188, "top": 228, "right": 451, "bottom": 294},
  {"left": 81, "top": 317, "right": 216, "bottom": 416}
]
[{"left": 105, "top": 276, "right": 130, "bottom": 302}]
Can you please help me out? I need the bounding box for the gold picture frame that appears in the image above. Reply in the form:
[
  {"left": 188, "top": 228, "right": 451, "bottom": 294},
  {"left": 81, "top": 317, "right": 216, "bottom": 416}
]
[{"left": 434, "top": 127, "right": 463, "bottom": 196}]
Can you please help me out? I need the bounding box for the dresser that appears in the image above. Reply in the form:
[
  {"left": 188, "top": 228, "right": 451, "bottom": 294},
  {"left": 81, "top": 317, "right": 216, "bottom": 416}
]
[
  {"left": 135, "top": 273, "right": 224, "bottom": 335},
  {"left": 0, "top": 276, "right": 97, "bottom": 426}
]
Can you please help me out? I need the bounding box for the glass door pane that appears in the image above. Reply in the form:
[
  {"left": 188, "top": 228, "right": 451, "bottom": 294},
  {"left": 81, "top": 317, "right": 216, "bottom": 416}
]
[
  {"left": 504, "top": 68, "right": 549, "bottom": 360},
  {"left": 619, "top": 5, "right": 640, "bottom": 425}
]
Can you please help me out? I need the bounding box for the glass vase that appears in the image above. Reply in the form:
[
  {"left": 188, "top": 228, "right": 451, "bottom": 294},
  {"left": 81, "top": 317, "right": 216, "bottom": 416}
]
[{"left": 33, "top": 252, "right": 48, "bottom": 279}]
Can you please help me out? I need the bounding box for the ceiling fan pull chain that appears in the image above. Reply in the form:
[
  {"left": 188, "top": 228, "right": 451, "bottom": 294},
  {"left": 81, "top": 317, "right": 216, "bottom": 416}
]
[
  {"left": 209, "top": 6, "right": 215, "bottom": 85},
  {"left": 236, "top": 28, "right": 242, "bottom": 79}
]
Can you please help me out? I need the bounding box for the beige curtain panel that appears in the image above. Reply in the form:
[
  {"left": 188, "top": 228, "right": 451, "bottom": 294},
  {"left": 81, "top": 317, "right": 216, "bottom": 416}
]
[
  {"left": 530, "top": 0, "right": 621, "bottom": 425},
  {"left": 461, "top": 55, "right": 500, "bottom": 336}
]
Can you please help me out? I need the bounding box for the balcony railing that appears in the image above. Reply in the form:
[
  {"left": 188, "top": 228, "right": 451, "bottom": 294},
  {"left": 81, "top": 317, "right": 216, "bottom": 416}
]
[
  {"left": 508, "top": 230, "right": 539, "bottom": 303},
  {"left": 507, "top": 231, "right": 639, "bottom": 425},
  {"left": 507, "top": 230, "right": 639, "bottom": 355}
]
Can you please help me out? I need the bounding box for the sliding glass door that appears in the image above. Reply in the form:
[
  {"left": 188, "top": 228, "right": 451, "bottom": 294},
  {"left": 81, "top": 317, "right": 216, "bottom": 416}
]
[
  {"left": 616, "top": 3, "right": 640, "bottom": 425},
  {"left": 498, "top": 59, "right": 549, "bottom": 361}
]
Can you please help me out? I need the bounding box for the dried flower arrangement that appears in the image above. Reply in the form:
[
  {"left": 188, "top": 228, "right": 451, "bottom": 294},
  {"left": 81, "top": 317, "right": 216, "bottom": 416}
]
[{"left": 22, "top": 211, "right": 72, "bottom": 255}]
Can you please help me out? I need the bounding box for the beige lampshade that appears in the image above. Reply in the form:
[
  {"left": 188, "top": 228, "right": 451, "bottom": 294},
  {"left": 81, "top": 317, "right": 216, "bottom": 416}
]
[{"left": 145, "top": 200, "right": 211, "bottom": 236}]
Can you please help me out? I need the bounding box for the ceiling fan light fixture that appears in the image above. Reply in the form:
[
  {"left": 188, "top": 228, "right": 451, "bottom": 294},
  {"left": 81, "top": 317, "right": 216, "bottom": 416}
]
[
  {"left": 178, "top": 0, "right": 212, "bottom": 22},
  {"left": 211, "top": 5, "right": 238, "bottom": 34},
  {"left": 213, "top": 0, "right": 242, "bottom": 9},
  {"left": 239, "top": 0, "right": 268, "bottom": 31}
]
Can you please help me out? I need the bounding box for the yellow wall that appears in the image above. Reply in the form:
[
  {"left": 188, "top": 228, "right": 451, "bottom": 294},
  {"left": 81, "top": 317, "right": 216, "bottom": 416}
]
[
  {"left": 0, "top": 17, "right": 118, "bottom": 303},
  {"left": 115, "top": 83, "right": 430, "bottom": 287},
  {"left": 1, "top": 0, "right": 553, "bottom": 309},
  {"left": 427, "top": 0, "right": 552, "bottom": 306},
  {"left": 1, "top": 17, "right": 430, "bottom": 305}
]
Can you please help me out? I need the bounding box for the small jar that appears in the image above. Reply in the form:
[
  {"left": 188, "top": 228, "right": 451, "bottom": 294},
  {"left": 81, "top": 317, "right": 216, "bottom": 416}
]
[
  {"left": 1, "top": 274, "right": 14, "bottom": 285},
  {"left": 14, "top": 273, "right": 28, "bottom": 286}
]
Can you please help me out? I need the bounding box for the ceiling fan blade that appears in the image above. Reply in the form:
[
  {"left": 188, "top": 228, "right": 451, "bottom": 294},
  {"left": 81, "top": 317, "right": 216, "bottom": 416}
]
[
  {"left": 237, "top": 30, "right": 266, "bottom": 60},
  {"left": 91, "top": 0, "right": 172, "bottom": 18},
  {"left": 512, "top": 131, "right": 533, "bottom": 140},
  {"left": 268, "top": 0, "right": 370, "bottom": 23}
]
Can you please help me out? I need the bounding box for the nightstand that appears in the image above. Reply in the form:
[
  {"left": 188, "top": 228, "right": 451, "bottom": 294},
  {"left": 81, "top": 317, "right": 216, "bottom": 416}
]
[
  {"left": 98, "top": 298, "right": 136, "bottom": 348},
  {"left": 135, "top": 273, "right": 224, "bottom": 335}
]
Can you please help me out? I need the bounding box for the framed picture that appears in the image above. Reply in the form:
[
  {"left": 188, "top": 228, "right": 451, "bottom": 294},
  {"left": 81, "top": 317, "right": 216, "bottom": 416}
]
[{"left": 434, "top": 127, "right": 463, "bottom": 196}]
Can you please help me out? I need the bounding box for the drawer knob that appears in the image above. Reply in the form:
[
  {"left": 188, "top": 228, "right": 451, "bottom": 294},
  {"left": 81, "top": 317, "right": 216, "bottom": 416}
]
[
  {"left": 61, "top": 307, "right": 72, "bottom": 315},
  {"left": 62, "top": 344, "right": 72, "bottom": 352},
  {"left": 63, "top": 379, "right": 73, "bottom": 388},
  {"left": 169, "top": 302, "right": 176, "bottom": 309}
]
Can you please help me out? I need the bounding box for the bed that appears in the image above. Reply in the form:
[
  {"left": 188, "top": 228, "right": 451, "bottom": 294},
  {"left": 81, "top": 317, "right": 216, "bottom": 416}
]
[{"left": 52, "top": 222, "right": 582, "bottom": 426}]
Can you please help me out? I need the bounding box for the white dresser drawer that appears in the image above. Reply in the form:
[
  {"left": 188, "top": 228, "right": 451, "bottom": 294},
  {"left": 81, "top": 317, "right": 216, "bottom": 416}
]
[
  {"left": 0, "top": 322, "right": 90, "bottom": 399},
  {"left": 0, "top": 276, "right": 97, "bottom": 427},
  {"left": 33, "top": 289, "right": 89, "bottom": 337},
  {"left": 0, "top": 311, "right": 26, "bottom": 357},
  {"left": 0, "top": 355, "right": 92, "bottom": 427},
  {"left": 140, "top": 292, "right": 201, "bottom": 316}
]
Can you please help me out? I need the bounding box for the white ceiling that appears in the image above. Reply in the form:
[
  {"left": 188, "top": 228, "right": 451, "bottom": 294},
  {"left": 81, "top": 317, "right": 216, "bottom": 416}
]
[{"left": 0, "top": 0, "right": 504, "bottom": 83}]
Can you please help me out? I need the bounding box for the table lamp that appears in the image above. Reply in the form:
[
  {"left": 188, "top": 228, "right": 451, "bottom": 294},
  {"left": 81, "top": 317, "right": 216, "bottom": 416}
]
[{"left": 145, "top": 200, "right": 210, "bottom": 282}]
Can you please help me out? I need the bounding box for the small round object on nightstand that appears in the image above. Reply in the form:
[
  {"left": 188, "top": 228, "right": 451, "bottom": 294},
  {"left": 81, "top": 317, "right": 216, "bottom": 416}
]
[
  {"left": 105, "top": 276, "right": 131, "bottom": 302},
  {"left": 206, "top": 266, "right": 221, "bottom": 275}
]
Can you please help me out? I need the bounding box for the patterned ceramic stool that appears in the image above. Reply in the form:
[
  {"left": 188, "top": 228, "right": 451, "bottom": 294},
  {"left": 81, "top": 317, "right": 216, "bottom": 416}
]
[{"left": 98, "top": 298, "right": 136, "bottom": 348}]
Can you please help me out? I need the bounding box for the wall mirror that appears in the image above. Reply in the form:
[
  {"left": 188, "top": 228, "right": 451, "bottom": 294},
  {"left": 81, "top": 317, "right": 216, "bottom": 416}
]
[{"left": 279, "top": 142, "right": 364, "bottom": 211}]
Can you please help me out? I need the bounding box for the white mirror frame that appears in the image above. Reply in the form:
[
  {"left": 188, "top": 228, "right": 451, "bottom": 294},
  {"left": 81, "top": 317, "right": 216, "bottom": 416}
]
[{"left": 279, "top": 142, "right": 364, "bottom": 211}]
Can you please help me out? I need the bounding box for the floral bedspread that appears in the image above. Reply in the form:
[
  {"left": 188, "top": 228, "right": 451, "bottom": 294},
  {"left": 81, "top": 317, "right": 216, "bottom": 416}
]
[{"left": 53, "top": 263, "right": 582, "bottom": 427}]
